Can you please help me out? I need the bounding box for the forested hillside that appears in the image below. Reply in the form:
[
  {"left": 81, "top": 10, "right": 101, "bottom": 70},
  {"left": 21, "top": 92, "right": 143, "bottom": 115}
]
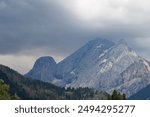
[{"left": 0, "top": 65, "right": 110, "bottom": 100}]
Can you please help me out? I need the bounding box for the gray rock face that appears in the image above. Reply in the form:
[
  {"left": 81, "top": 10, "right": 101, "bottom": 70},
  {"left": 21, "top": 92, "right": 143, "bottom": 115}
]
[
  {"left": 25, "top": 56, "right": 56, "bottom": 82},
  {"left": 55, "top": 39, "right": 115, "bottom": 85},
  {"left": 54, "top": 38, "right": 150, "bottom": 96},
  {"left": 26, "top": 39, "right": 150, "bottom": 97},
  {"left": 108, "top": 59, "right": 150, "bottom": 96}
]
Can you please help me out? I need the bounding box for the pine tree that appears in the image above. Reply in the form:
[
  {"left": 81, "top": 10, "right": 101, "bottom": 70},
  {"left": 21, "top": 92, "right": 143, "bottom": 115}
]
[
  {"left": 111, "top": 90, "right": 127, "bottom": 100},
  {"left": 111, "top": 90, "right": 118, "bottom": 100},
  {"left": 123, "top": 93, "right": 127, "bottom": 100},
  {"left": 0, "top": 80, "right": 11, "bottom": 99},
  {"left": 0, "top": 80, "right": 20, "bottom": 100},
  {"left": 11, "top": 93, "right": 20, "bottom": 100}
]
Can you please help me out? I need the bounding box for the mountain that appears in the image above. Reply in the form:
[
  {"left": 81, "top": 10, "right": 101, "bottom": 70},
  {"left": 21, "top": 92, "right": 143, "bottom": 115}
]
[
  {"left": 129, "top": 83, "right": 150, "bottom": 100},
  {"left": 26, "top": 38, "right": 150, "bottom": 97},
  {"left": 0, "top": 64, "right": 109, "bottom": 100},
  {"left": 25, "top": 56, "right": 56, "bottom": 82},
  {"left": 54, "top": 38, "right": 150, "bottom": 97},
  {"left": 55, "top": 38, "right": 115, "bottom": 86}
]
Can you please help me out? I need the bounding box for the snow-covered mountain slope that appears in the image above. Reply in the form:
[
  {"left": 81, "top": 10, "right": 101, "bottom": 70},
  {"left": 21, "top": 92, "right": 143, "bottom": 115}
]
[
  {"left": 25, "top": 56, "right": 56, "bottom": 82},
  {"left": 54, "top": 38, "right": 150, "bottom": 96}
]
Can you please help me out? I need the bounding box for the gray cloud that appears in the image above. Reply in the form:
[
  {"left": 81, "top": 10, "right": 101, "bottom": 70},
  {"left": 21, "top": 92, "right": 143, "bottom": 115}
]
[
  {"left": 0, "top": 0, "right": 150, "bottom": 73},
  {"left": 0, "top": 0, "right": 83, "bottom": 55}
]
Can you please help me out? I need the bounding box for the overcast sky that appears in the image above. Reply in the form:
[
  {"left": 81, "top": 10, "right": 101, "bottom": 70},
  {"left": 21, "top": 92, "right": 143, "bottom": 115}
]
[{"left": 0, "top": 0, "right": 150, "bottom": 74}]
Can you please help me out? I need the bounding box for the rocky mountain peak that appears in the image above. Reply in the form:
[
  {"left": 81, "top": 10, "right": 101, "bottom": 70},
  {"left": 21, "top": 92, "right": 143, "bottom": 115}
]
[
  {"left": 118, "top": 39, "right": 127, "bottom": 45},
  {"left": 33, "top": 56, "right": 56, "bottom": 69},
  {"left": 25, "top": 56, "right": 56, "bottom": 82}
]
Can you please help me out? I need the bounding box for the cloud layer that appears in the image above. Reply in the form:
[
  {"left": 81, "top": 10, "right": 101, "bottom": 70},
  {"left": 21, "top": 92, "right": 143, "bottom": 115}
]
[{"left": 0, "top": 0, "right": 150, "bottom": 73}]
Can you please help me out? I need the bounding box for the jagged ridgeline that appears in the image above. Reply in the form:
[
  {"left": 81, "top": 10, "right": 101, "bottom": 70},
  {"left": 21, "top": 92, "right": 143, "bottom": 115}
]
[
  {"left": 1, "top": 38, "right": 149, "bottom": 100},
  {"left": 26, "top": 38, "right": 150, "bottom": 98},
  {"left": 0, "top": 64, "right": 112, "bottom": 100}
]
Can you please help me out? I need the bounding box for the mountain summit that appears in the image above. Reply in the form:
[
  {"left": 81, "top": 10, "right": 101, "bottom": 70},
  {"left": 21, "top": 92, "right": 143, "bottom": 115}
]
[
  {"left": 25, "top": 56, "right": 56, "bottom": 82},
  {"left": 54, "top": 38, "right": 150, "bottom": 96},
  {"left": 26, "top": 39, "right": 150, "bottom": 97}
]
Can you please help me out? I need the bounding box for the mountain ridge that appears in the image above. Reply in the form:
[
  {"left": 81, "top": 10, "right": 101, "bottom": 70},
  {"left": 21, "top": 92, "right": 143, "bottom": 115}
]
[{"left": 25, "top": 38, "right": 150, "bottom": 97}]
